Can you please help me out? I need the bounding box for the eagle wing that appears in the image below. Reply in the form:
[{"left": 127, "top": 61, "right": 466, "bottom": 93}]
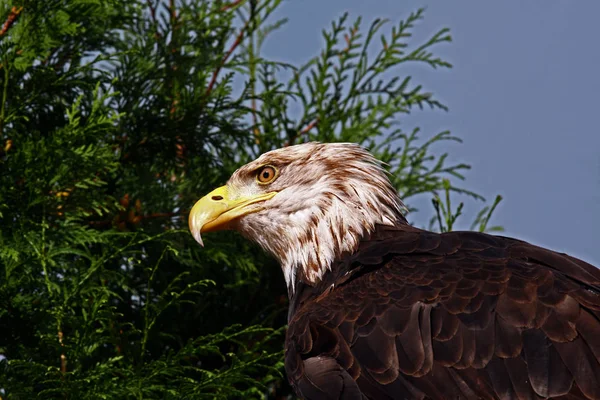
[{"left": 285, "top": 226, "right": 600, "bottom": 399}]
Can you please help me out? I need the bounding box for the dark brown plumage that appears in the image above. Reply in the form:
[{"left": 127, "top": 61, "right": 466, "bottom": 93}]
[{"left": 285, "top": 225, "right": 600, "bottom": 399}]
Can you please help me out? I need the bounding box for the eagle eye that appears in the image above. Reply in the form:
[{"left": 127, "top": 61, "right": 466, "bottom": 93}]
[{"left": 256, "top": 165, "right": 277, "bottom": 184}]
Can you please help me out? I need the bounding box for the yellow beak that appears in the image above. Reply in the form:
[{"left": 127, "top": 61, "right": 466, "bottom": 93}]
[{"left": 188, "top": 185, "right": 277, "bottom": 246}]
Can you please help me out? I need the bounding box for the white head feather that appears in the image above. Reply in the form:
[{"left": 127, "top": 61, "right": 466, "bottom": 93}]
[{"left": 226, "top": 142, "right": 407, "bottom": 293}]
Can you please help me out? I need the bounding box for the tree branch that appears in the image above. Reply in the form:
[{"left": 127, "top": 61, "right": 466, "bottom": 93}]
[
  {"left": 0, "top": 6, "right": 23, "bottom": 37},
  {"left": 205, "top": 19, "right": 249, "bottom": 97},
  {"left": 58, "top": 329, "right": 67, "bottom": 374},
  {"left": 220, "top": 0, "right": 245, "bottom": 13},
  {"left": 146, "top": 0, "right": 161, "bottom": 40},
  {"left": 285, "top": 118, "right": 319, "bottom": 147}
]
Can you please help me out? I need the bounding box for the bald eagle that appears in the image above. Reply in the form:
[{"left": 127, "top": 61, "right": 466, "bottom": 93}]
[{"left": 189, "top": 142, "right": 600, "bottom": 400}]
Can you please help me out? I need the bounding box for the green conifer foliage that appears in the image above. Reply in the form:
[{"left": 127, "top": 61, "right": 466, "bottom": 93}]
[{"left": 0, "top": 1, "right": 501, "bottom": 398}]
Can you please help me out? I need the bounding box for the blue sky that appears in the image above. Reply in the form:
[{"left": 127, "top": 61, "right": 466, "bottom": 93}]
[{"left": 260, "top": 0, "right": 600, "bottom": 267}]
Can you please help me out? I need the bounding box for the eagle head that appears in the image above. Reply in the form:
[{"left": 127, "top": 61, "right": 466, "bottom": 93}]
[{"left": 189, "top": 142, "right": 406, "bottom": 292}]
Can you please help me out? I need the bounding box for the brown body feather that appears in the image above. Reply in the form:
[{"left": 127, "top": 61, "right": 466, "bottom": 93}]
[{"left": 285, "top": 225, "right": 600, "bottom": 400}]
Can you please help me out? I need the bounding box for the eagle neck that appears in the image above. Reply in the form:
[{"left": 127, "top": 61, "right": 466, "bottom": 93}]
[{"left": 282, "top": 215, "right": 406, "bottom": 297}]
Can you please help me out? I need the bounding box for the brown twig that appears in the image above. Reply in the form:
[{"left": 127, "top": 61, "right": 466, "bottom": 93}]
[
  {"left": 146, "top": 211, "right": 181, "bottom": 220},
  {"left": 146, "top": 0, "right": 161, "bottom": 40},
  {"left": 169, "top": 0, "right": 176, "bottom": 20},
  {"left": 285, "top": 118, "right": 319, "bottom": 147},
  {"left": 251, "top": 98, "right": 260, "bottom": 144},
  {"left": 0, "top": 6, "right": 23, "bottom": 37},
  {"left": 58, "top": 330, "right": 67, "bottom": 374},
  {"left": 220, "top": 0, "right": 245, "bottom": 12},
  {"left": 88, "top": 210, "right": 183, "bottom": 229},
  {"left": 167, "top": 0, "right": 180, "bottom": 119},
  {"left": 205, "top": 19, "right": 249, "bottom": 98},
  {"left": 248, "top": 0, "right": 260, "bottom": 144}
]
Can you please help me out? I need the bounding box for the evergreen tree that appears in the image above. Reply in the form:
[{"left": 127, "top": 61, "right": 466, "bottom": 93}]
[{"left": 0, "top": 1, "right": 501, "bottom": 398}]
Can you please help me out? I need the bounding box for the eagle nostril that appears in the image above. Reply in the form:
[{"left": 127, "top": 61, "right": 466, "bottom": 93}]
[{"left": 211, "top": 195, "right": 223, "bottom": 201}]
